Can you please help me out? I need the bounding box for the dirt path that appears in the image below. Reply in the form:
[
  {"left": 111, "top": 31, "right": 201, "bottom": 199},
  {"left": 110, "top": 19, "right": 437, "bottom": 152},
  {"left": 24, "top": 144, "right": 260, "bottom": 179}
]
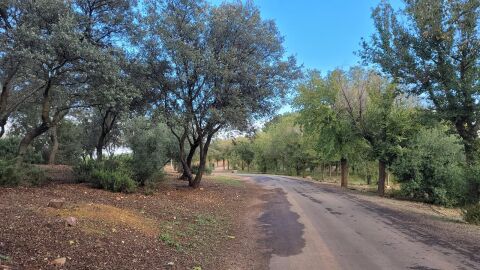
[{"left": 241, "top": 174, "right": 480, "bottom": 270}]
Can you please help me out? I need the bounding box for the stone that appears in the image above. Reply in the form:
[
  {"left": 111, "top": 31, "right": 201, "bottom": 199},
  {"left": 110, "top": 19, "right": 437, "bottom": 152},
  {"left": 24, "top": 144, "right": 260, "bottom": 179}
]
[
  {"left": 51, "top": 257, "right": 66, "bottom": 266},
  {"left": 65, "top": 217, "right": 77, "bottom": 227},
  {"left": 48, "top": 199, "right": 65, "bottom": 209}
]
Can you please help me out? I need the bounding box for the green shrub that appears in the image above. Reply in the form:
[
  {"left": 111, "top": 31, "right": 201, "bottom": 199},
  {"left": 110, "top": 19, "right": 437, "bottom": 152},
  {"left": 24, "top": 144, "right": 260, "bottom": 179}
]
[
  {"left": 0, "top": 137, "right": 19, "bottom": 160},
  {"left": 463, "top": 204, "right": 480, "bottom": 225},
  {"left": 125, "top": 117, "right": 175, "bottom": 186},
  {"left": 74, "top": 160, "right": 98, "bottom": 183},
  {"left": 0, "top": 159, "right": 47, "bottom": 186},
  {"left": 74, "top": 158, "right": 137, "bottom": 193},
  {"left": 391, "top": 126, "right": 466, "bottom": 207},
  {"left": 91, "top": 169, "right": 136, "bottom": 193},
  {"left": 191, "top": 165, "right": 213, "bottom": 175}
]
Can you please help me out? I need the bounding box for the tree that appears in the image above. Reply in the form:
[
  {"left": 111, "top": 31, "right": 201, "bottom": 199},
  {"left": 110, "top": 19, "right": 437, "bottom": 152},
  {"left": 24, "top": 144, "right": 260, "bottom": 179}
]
[
  {"left": 361, "top": 0, "right": 480, "bottom": 201},
  {"left": 0, "top": 1, "right": 51, "bottom": 138},
  {"left": 327, "top": 67, "right": 416, "bottom": 195},
  {"left": 295, "top": 70, "right": 365, "bottom": 188},
  {"left": 233, "top": 138, "right": 255, "bottom": 171},
  {"left": 5, "top": 0, "right": 135, "bottom": 163},
  {"left": 142, "top": 0, "right": 299, "bottom": 187}
]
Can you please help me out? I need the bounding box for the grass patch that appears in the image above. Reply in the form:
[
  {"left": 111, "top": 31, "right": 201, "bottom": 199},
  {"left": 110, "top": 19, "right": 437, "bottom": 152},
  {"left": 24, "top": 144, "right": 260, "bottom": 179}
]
[
  {"left": 208, "top": 175, "right": 244, "bottom": 187},
  {"left": 159, "top": 233, "right": 182, "bottom": 250},
  {"left": 159, "top": 213, "right": 232, "bottom": 254}
]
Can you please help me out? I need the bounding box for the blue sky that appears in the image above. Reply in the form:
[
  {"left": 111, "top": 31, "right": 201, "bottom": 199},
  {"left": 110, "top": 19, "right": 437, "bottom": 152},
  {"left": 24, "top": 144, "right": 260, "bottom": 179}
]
[{"left": 210, "top": 0, "right": 403, "bottom": 72}]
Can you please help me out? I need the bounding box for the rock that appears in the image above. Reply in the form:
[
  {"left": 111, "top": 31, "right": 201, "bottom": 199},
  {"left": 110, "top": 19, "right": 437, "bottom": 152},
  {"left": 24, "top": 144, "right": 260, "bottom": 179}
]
[
  {"left": 165, "top": 262, "right": 174, "bottom": 267},
  {"left": 65, "top": 217, "right": 77, "bottom": 226},
  {"left": 51, "top": 257, "right": 66, "bottom": 266},
  {"left": 48, "top": 199, "right": 65, "bottom": 209}
]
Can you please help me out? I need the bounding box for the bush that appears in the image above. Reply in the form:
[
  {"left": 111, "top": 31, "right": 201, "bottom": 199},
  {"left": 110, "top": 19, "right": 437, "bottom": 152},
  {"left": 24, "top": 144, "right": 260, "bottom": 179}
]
[
  {"left": 74, "top": 157, "right": 137, "bottom": 193},
  {"left": 0, "top": 137, "right": 19, "bottom": 160},
  {"left": 125, "top": 118, "right": 174, "bottom": 186},
  {"left": 0, "top": 159, "right": 47, "bottom": 186},
  {"left": 463, "top": 204, "right": 480, "bottom": 225},
  {"left": 91, "top": 169, "right": 136, "bottom": 193},
  {"left": 391, "top": 126, "right": 466, "bottom": 207}
]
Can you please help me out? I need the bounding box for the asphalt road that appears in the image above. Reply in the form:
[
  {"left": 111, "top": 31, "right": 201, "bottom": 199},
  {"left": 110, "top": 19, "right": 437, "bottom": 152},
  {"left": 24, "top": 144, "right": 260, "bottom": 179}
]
[{"left": 243, "top": 174, "right": 480, "bottom": 270}]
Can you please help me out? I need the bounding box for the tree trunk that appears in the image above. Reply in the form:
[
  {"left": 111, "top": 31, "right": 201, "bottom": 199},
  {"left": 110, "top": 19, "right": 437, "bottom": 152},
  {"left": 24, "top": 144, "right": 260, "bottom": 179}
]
[
  {"left": 329, "top": 164, "right": 332, "bottom": 177},
  {"left": 96, "top": 144, "right": 104, "bottom": 161},
  {"left": 0, "top": 116, "right": 7, "bottom": 138},
  {"left": 378, "top": 160, "right": 386, "bottom": 196},
  {"left": 17, "top": 123, "right": 49, "bottom": 164},
  {"left": 48, "top": 125, "right": 59, "bottom": 164},
  {"left": 223, "top": 159, "right": 225, "bottom": 170},
  {"left": 180, "top": 141, "right": 198, "bottom": 179},
  {"left": 463, "top": 142, "right": 480, "bottom": 202},
  {"left": 179, "top": 135, "right": 193, "bottom": 182},
  {"left": 367, "top": 174, "right": 372, "bottom": 185},
  {"left": 190, "top": 134, "right": 213, "bottom": 188},
  {"left": 96, "top": 109, "right": 117, "bottom": 161},
  {"left": 0, "top": 121, "right": 5, "bottom": 138},
  {"left": 0, "top": 81, "right": 10, "bottom": 139},
  {"left": 340, "top": 157, "right": 348, "bottom": 188},
  {"left": 321, "top": 163, "right": 325, "bottom": 180}
]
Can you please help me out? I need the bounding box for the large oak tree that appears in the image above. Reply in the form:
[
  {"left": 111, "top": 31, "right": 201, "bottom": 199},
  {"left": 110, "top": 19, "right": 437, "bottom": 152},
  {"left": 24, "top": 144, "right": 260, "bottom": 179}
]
[{"left": 141, "top": 0, "right": 300, "bottom": 187}]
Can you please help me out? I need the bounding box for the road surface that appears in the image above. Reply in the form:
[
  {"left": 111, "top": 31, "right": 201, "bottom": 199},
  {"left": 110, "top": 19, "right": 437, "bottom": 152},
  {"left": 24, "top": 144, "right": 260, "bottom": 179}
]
[{"left": 243, "top": 174, "right": 480, "bottom": 270}]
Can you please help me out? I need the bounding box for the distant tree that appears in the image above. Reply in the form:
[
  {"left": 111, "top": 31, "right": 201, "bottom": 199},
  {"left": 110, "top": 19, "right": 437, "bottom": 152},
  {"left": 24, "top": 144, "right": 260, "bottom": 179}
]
[
  {"left": 361, "top": 0, "right": 480, "bottom": 201},
  {"left": 328, "top": 67, "right": 417, "bottom": 195},
  {"left": 233, "top": 138, "right": 255, "bottom": 171},
  {"left": 142, "top": 0, "right": 299, "bottom": 187},
  {"left": 252, "top": 114, "right": 317, "bottom": 176},
  {"left": 295, "top": 70, "right": 365, "bottom": 188}
]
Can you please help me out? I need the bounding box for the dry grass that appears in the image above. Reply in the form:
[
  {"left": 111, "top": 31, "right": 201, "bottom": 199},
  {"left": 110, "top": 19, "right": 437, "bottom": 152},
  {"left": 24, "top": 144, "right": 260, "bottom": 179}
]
[{"left": 43, "top": 203, "right": 161, "bottom": 236}]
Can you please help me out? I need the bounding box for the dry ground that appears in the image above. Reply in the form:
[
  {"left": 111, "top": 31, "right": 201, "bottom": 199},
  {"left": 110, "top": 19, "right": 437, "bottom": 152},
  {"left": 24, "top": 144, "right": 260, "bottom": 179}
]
[{"left": 0, "top": 173, "right": 268, "bottom": 270}]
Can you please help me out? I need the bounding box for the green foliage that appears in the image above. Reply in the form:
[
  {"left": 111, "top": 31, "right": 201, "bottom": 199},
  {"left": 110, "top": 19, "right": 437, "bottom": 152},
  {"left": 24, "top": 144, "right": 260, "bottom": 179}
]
[
  {"left": 55, "top": 120, "right": 83, "bottom": 165},
  {"left": 463, "top": 204, "right": 480, "bottom": 225},
  {"left": 91, "top": 169, "right": 136, "bottom": 193},
  {"left": 0, "top": 159, "right": 47, "bottom": 187},
  {"left": 294, "top": 70, "right": 364, "bottom": 162},
  {"left": 159, "top": 233, "right": 181, "bottom": 250},
  {"left": 74, "top": 157, "right": 136, "bottom": 193},
  {"left": 251, "top": 113, "right": 317, "bottom": 175},
  {"left": 391, "top": 126, "right": 466, "bottom": 206},
  {"left": 125, "top": 117, "right": 174, "bottom": 186},
  {"left": 191, "top": 164, "right": 213, "bottom": 176},
  {"left": 0, "top": 137, "right": 19, "bottom": 161},
  {"left": 361, "top": 0, "right": 480, "bottom": 201}
]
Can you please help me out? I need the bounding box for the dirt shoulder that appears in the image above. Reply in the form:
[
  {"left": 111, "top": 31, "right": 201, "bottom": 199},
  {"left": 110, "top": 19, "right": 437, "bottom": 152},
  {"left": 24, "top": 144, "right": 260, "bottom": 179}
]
[{"left": 0, "top": 174, "right": 268, "bottom": 270}]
